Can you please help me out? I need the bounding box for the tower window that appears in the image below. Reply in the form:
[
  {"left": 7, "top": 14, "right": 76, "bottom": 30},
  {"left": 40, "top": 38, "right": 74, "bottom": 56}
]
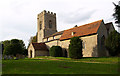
[
  {"left": 49, "top": 20, "right": 52, "bottom": 28},
  {"left": 40, "top": 21, "right": 42, "bottom": 30}
]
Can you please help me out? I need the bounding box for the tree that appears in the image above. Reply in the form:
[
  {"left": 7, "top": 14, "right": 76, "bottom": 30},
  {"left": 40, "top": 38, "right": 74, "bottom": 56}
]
[
  {"left": 113, "top": 1, "right": 120, "bottom": 26},
  {"left": 29, "top": 34, "right": 37, "bottom": 43},
  {"left": 105, "top": 30, "right": 120, "bottom": 56},
  {"left": 50, "top": 46, "right": 63, "bottom": 57},
  {"left": 2, "top": 40, "right": 10, "bottom": 54},
  {"left": 3, "top": 39, "right": 27, "bottom": 56},
  {"left": 28, "top": 35, "right": 37, "bottom": 48},
  {"left": 31, "top": 35, "right": 37, "bottom": 42},
  {"left": 2, "top": 40, "right": 10, "bottom": 48},
  {"left": 69, "top": 37, "right": 83, "bottom": 59}
]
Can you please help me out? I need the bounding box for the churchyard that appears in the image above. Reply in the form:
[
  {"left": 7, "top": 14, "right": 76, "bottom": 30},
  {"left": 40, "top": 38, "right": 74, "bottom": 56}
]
[{"left": 2, "top": 56, "right": 119, "bottom": 74}]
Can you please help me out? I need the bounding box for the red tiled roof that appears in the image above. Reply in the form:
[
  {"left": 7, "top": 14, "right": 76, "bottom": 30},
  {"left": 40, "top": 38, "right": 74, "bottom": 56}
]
[
  {"left": 32, "top": 43, "right": 48, "bottom": 50},
  {"left": 60, "top": 20, "right": 103, "bottom": 40}
]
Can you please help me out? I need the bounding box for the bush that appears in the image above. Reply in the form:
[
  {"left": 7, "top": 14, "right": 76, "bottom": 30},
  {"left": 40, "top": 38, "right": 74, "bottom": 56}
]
[
  {"left": 50, "top": 46, "right": 63, "bottom": 57},
  {"left": 69, "top": 37, "right": 83, "bottom": 59},
  {"left": 105, "top": 30, "right": 120, "bottom": 56}
]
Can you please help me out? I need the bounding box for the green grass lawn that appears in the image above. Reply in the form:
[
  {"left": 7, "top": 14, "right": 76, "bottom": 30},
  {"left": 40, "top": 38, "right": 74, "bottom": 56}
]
[{"left": 2, "top": 57, "right": 119, "bottom": 74}]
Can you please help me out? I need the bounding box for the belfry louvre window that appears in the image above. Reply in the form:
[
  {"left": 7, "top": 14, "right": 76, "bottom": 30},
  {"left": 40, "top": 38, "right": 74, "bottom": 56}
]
[
  {"left": 49, "top": 20, "right": 52, "bottom": 28},
  {"left": 40, "top": 21, "right": 42, "bottom": 30}
]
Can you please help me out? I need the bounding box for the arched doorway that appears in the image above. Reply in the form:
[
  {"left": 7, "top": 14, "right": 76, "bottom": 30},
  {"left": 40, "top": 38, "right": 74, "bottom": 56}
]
[
  {"left": 30, "top": 50, "right": 32, "bottom": 58},
  {"left": 63, "top": 49, "right": 68, "bottom": 57}
]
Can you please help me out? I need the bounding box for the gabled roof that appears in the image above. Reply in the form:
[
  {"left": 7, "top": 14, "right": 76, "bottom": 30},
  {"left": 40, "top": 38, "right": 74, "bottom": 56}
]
[
  {"left": 32, "top": 43, "right": 48, "bottom": 50},
  {"left": 60, "top": 20, "right": 103, "bottom": 40}
]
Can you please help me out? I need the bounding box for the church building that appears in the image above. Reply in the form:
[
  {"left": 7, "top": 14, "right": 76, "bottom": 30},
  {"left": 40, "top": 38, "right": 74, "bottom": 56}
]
[{"left": 28, "top": 10, "right": 115, "bottom": 58}]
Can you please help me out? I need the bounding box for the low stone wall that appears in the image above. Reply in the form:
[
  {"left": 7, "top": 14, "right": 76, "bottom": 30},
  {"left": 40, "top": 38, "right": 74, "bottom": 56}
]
[{"left": 35, "top": 50, "right": 49, "bottom": 56}]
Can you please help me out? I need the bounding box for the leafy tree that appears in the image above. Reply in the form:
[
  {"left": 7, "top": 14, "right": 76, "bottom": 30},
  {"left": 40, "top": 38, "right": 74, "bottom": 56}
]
[
  {"left": 105, "top": 30, "right": 120, "bottom": 56},
  {"left": 29, "top": 35, "right": 37, "bottom": 43},
  {"left": 22, "top": 49, "right": 28, "bottom": 56},
  {"left": 50, "top": 46, "right": 63, "bottom": 57},
  {"left": 113, "top": 1, "right": 120, "bottom": 26},
  {"left": 2, "top": 40, "right": 10, "bottom": 48},
  {"left": 4, "top": 44, "right": 14, "bottom": 55},
  {"left": 69, "top": 37, "right": 83, "bottom": 59},
  {"left": 28, "top": 35, "right": 37, "bottom": 48},
  {"left": 32, "top": 35, "right": 37, "bottom": 42},
  {"left": 3, "top": 39, "right": 27, "bottom": 56}
]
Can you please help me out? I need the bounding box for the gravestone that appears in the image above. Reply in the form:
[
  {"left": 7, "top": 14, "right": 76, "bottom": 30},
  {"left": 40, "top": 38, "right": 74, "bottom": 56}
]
[
  {"left": 8, "top": 55, "right": 11, "bottom": 59},
  {"left": 4, "top": 55, "right": 14, "bottom": 60},
  {"left": 16, "top": 54, "right": 25, "bottom": 59},
  {"left": 4, "top": 55, "right": 7, "bottom": 60},
  {"left": 16, "top": 54, "right": 20, "bottom": 60},
  {"left": 21, "top": 55, "right": 25, "bottom": 59},
  {"left": 9, "top": 55, "right": 14, "bottom": 59}
]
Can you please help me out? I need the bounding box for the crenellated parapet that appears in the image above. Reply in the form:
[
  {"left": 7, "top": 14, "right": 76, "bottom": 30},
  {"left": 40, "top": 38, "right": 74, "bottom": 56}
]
[{"left": 37, "top": 10, "right": 56, "bottom": 18}]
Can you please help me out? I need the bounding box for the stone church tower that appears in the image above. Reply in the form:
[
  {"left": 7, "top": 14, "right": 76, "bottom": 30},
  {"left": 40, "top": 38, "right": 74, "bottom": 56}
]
[{"left": 37, "top": 10, "right": 57, "bottom": 42}]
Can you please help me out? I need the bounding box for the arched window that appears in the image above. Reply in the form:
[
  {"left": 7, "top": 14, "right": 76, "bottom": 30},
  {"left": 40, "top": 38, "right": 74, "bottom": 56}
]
[
  {"left": 101, "top": 35, "right": 105, "bottom": 45},
  {"left": 49, "top": 20, "right": 52, "bottom": 28},
  {"left": 40, "top": 21, "right": 42, "bottom": 30}
]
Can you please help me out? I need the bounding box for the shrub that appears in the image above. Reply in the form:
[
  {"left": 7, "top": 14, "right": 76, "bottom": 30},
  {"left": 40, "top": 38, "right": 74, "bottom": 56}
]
[
  {"left": 105, "top": 30, "right": 120, "bottom": 56},
  {"left": 50, "top": 46, "right": 63, "bottom": 57},
  {"left": 69, "top": 37, "right": 83, "bottom": 59}
]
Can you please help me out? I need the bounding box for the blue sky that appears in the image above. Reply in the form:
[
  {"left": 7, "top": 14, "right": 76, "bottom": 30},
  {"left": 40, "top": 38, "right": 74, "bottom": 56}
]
[{"left": 0, "top": 0, "right": 119, "bottom": 47}]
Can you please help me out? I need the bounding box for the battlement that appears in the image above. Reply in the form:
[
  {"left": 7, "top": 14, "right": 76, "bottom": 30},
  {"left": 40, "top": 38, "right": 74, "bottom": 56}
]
[{"left": 38, "top": 10, "right": 56, "bottom": 17}]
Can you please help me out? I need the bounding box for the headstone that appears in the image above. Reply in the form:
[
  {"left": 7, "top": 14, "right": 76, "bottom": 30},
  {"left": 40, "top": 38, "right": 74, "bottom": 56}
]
[
  {"left": 4, "top": 55, "right": 7, "bottom": 60},
  {"left": 22, "top": 55, "right": 25, "bottom": 59},
  {"left": 19, "top": 55, "right": 22, "bottom": 59},
  {"left": 16, "top": 54, "right": 25, "bottom": 59},
  {"left": 10, "top": 55, "right": 14, "bottom": 59},
  {"left": 16, "top": 54, "right": 20, "bottom": 60},
  {"left": 20, "top": 55, "right": 25, "bottom": 59},
  {"left": 8, "top": 55, "right": 11, "bottom": 60}
]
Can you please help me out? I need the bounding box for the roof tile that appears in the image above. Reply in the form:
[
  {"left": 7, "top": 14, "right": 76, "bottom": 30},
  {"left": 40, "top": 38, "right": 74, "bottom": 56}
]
[
  {"left": 60, "top": 20, "right": 103, "bottom": 40},
  {"left": 32, "top": 43, "right": 48, "bottom": 50}
]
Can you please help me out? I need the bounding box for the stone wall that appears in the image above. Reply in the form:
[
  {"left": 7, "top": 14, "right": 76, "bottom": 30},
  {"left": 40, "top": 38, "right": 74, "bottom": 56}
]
[
  {"left": 81, "top": 34, "right": 98, "bottom": 57},
  {"left": 59, "top": 34, "right": 98, "bottom": 57},
  {"left": 97, "top": 21, "right": 109, "bottom": 57},
  {"left": 54, "top": 35, "right": 61, "bottom": 39},
  {"left": 45, "top": 40, "right": 59, "bottom": 49},
  {"left": 28, "top": 44, "right": 35, "bottom": 58},
  {"left": 48, "top": 36, "right": 54, "bottom": 41},
  {"left": 45, "top": 34, "right": 98, "bottom": 57},
  {"left": 43, "top": 35, "right": 62, "bottom": 42},
  {"left": 35, "top": 50, "right": 49, "bottom": 56}
]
